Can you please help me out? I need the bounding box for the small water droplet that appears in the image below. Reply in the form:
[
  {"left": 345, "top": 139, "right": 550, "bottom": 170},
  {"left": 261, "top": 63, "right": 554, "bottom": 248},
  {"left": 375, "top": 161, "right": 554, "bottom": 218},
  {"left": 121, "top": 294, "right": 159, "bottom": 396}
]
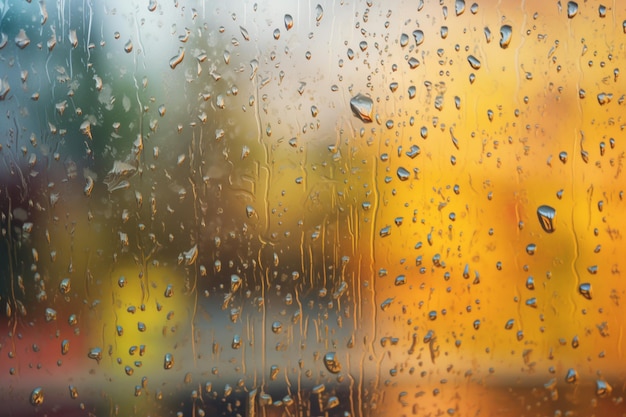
[
  {"left": 30, "top": 387, "right": 44, "bottom": 406},
  {"left": 526, "top": 243, "right": 536, "bottom": 255},
  {"left": 565, "top": 368, "right": 578, "bottom": 383},
  {"left": 15, "top": 29, "right": 30, "bottom": 49},
  {"left": 579, "top": 283, "right": 592, "bottom": 299},
  {"left": 164, "top": 353, "right": 174, "bottom": 369},
  {"left": 88, "top": 347, "right": 102, "bottom": 363},
  {"left": 315, "top": 4, "right": 324, "bottom": 23},
  {"left": 169, "top": 47, "right": 185, "bottom": 69},
  {"left": 400, "top": 33, "right": 409, "bottom": 47},
  {"left": 124, "top": 39, "right": 133, "bottom": 53},
  {"left": 59, "top": 278, "right": 71, "bottom": 294},
  {"left": 596, "top": 379, "right": 612, "bottom": 397}
]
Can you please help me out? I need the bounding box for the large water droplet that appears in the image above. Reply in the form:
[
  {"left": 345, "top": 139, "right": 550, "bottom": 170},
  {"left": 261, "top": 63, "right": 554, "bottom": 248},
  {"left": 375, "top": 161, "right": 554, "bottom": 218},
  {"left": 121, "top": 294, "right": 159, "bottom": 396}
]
[
  {"left": 397, "top": 167, "right": 410, "bottom": 181},
  {"left": 349, "top": 94, "right": 373, "bottom": 123},
  {"left": 467, "top": 55, "right": 481, "bottom": 70},
  {"left": 537, "top": 205, "right": 556, "bottom": 233},
  {"left": 567, "top": 1, "right": 578, "bottom": 18},
  {"left": 499, "top": 25, "right": 512, "bottom": 49},
  {"left": 284, "top": 14, "right": 293, "bottom": 30}
]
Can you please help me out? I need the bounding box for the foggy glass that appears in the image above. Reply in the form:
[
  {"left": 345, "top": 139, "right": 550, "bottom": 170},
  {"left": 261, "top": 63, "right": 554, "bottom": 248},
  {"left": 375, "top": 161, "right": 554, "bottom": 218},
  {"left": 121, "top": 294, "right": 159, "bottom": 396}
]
[{"left": 1, "top": 0, "right": 625, "bottom": 416}]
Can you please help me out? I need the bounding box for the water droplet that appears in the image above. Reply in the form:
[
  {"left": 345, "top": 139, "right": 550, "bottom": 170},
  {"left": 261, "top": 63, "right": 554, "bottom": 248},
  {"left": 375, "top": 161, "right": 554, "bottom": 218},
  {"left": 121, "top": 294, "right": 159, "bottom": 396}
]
[
  {"left": 69, "top": 30, "right": 78, "bottom": 48},
  {"left": 440, "top": 26, "right": 448, "bottom": 39},
  {"left": 597, "top": 92, "right": 612, "bottom": 105},
  {"left": 61, "top": 339, "right": 70, "bottom": 355},
  {"left": 169, "top": 47, "right": 185, "bottom": 69},
  {"left": 164, "top": 284, "right": 173, "bottom": 298},
  {"left": 15, "top": 29, "right": 30, "bottom": 49},
  {"left": 349, "top": 93, "right": 373, "bottom": 123},
  {"left": 500, "top": 25, "right": 512, "bottom": 49},
  {"left": 526, "top": 243, "right": 536, "bottom": 255},
  {"left": 558, "top": 151, "right": 568, "bottom": 163},
  {"left": 30, "top": 387, "right": 44, "bottom": 406},
  {"left": 271, "top": 321, "right": 283, "bottom": 334},
  {"left": 537, "top": 205, "right": 556, "bottom": 233},
  {"left": 273, "top": 28, "right": 280, "bottom": 40},
  {"left": 408, "top": 57, "right": 420, "bottom": 69},
  {"left": 412, "top": 30, "right": 424, "bottom": 46},
  {"left": 596, "top": 379, "right": 612, "bottom": 397},
  {"left": 88, "top": 347, "right": 102, "bottom": 363},
  {"left": 397, "top": 167, "right": 410, "bottom": 181},
  {"left": 124, "top": 39, "right": 133, "bottom": 53},
  {"left": 284, "top": 14, "right": 294, "bottom": 30},
  {"left": 567, "top": 1, "right": 578, "bottom": 18},
  {"left": 59, "top": 278, "right": 71, "bottom": 294},
  {"left": 455, "top": 0, "right": 465, "bottom": 16},
  {"left": 164, "top": 353, "right": 174, "bottom": 369},
  {"left": 69, "top": 385, "right": 79, "bottom": 399},
  {"left": 45, "top": 307, "right": 57, "bottom": 322},
  {"left": 565, "top": 368, "right": 578, "bottom": 383},
  {"left": 315, "top": 4, "right": 324, "bottom": 23},
  {"left": 579, "top": 283, "right": 592, "bottom": 299},
  {"left": 400, "top": 33, "right": 409, "bottom": 47},
  {"left": 467, "top": 55, "right": 481, "bottom": 70},
  {"left": 504, "top": 319, "right": 515, "bottom": 330},
  {"left": 148, "top": 0, "right": 157, "bottom": 12},
  {"left": 232, "top": 334, "right": 241, "bottom": 349}
]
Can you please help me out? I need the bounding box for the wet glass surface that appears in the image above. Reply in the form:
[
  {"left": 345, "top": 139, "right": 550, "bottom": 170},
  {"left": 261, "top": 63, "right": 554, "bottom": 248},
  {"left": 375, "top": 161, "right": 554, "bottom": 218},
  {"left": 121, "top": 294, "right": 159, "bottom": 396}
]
[{"left": 1, "top": 0, "right": 626, "bottom": 415}]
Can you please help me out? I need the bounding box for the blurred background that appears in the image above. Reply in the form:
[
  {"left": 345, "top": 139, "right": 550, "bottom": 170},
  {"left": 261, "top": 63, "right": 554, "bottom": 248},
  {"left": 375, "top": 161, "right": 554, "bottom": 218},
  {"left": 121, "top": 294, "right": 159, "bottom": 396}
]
[{"left": 1, "top": 0, "right": 625, "bottom": 416}]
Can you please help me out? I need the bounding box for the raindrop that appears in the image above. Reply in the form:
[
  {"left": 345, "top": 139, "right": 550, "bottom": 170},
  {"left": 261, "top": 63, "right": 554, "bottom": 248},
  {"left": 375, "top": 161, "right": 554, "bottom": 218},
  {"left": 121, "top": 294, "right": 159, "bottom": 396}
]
[
  {"left": 579, "top": 283, "right": 592, "bottom": 299},
  {"left": 271, "top": 321, "right": 283, "bottom": 334},
  {"left": 15, "top": 29, "right": 30, "bottom": 49},
  {"left": 349, "top": 93, "right": 373, "bottom": 123},
  {"left": 323, "top": 352, "right": 341, "bottom": 373},
  {"left": 284, "top": 14, "right": 294, "bottom": 30},
  {"left": 565, "top": 368, "right": 578, "bottom": 383},
  {"left": 455, "top": 0, "right": 465, "bottom": 16},
  {"left": 169, "top": 47, "right": 185, "bottom": 69},
  {"left": 400, "top": 33, "right": 409, "bottom": 47},
  {"left": 467, "top": 55, "right": 481, "bottom": 70},
  {"left": 164, "top": 353, "right": 174, "bottom": 369},
  {"left": 537, "top": 205, "right": 556, "bottom": 233},
  {"left": 412, "top": 30, "right": 424, "bottom": 46},
  {"left": 500, "top": 25, "right": 512, "bottom": 49},
  {"left": 596, "top": 380, "right": 612, "bottom": 397},
  {"left": 567, "top": 1, "right": 578, "bottom": 18},
  {"left": 88, "top": 347, "right": 102, "bottom": 363},
  {"left": 59, "top": 278, "right": 71, "bottom": 294},
  {"left": 315, "top": 4, "right": 324, "bottom": 23},
  {"left": 30, "top": 387, "right": 44, "bottom": 406}
]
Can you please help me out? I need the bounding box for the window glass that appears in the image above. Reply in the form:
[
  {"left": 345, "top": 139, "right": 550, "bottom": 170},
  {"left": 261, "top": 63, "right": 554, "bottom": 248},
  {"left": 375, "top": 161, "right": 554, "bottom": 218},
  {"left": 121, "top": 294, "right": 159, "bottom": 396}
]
[{"left": 1, "top": 0, "right": 625, "bottom": 415}]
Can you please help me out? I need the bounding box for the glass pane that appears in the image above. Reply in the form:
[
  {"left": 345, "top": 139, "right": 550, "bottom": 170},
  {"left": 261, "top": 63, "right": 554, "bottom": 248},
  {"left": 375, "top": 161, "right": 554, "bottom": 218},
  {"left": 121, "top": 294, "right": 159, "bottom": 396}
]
[{"left": 1, "top": 0, "right": 625, "bottom": 415}]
